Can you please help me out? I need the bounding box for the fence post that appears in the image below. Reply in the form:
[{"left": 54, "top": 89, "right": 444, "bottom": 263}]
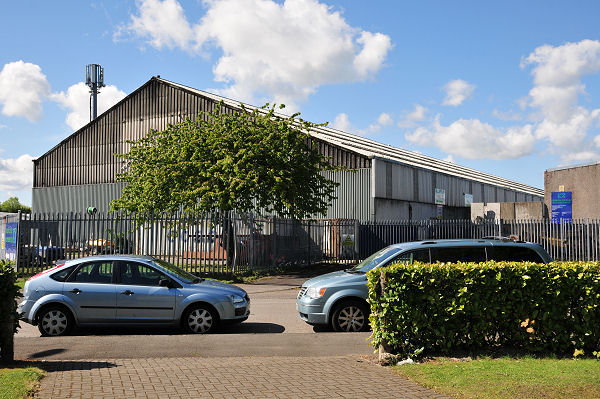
[
  {"left": 354, "top": 219, "right": 360, "bottom": 261},
  {"left": 272, "top": 217, "right": 277, "bottom": 268},
  {"left": 249, "top": 213, "right": 255, "bottom": 270},
  {"left": 15, "top": 211, "right": 22, "bottom": 274},
  {"left": 307, "top": 220, "right": 311, "bottom": 265}
]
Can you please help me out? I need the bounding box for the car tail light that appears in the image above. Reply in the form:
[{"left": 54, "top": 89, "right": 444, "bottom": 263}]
[{"left": 28, "top": 262, "right": 66, "bottom": 281}]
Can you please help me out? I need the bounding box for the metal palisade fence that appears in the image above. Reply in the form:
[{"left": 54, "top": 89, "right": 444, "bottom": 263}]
[{"left": 7, "top": 212, "right": 600, "bottom": 275}]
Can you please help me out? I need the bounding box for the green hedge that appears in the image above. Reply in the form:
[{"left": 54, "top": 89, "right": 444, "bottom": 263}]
[
  {"left": 368, "top": 261, "right": 600, "bottom": 359},
  {"left": 0, "top": 260, "right": 21, "bottom": 363}
]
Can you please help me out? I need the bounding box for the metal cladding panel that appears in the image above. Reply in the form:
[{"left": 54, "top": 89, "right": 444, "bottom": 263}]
[
  {"left": 516, "top": 192, "right": 526, "bottom": 202},
  {"left": 483, "top": 184, "right": 497, "bottom": 202},
  {"left": 32, "top": 183, "right": 127, "bottom": 214},
  {"left": 322, "top": 169, "right": 371, "bottom": 221},
  {"left": 447, "top": 176, "right": 471, "bottom": 207},
  {"left": 417, "top": 169, "right": 433, "bottom": 203},
  {"left": 372, "top": 158, "right": 387, "bottom": 198},
  {"left": 391, "top": 163, "right": 414, "bottom": 201},
  {"left": 472, "top": 182, "right": 483, "bottom": 203}
]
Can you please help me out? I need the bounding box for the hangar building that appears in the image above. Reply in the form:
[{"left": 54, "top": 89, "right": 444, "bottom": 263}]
[{"left": 32, "top": 77, "right": 543, "bottom": 221}]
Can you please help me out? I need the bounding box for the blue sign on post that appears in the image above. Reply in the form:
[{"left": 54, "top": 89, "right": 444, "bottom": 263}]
[
  {"left": 551, "top": 192, "right": 572, "bottom": 222},
  {"left": 5, "top": 222, "right": 18, "bottom": 260}
]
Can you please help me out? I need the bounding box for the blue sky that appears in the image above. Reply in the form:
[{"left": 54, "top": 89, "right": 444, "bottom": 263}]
[{"left": 1, "top": 0, "right": 600, "bottom": 205}]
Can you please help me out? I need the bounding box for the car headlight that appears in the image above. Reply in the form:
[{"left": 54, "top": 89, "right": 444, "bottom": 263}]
[
  {"left": 231, "top": 294, "right": 245, "bottom": 304},
  {"left": 306, "top": 287, "right": 327, "bottom": 299}
]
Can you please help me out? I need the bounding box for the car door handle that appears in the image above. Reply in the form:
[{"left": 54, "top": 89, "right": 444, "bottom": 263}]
[
  {"left": 120, "top": 290, "right": 134, "bottom": 295},
  {"left": 69, "top": 288, "right": 82, "bottom": 294}
]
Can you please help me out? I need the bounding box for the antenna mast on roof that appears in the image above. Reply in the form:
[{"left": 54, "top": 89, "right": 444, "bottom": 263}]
[{"left": 85, "top": 64, "right": 105, "bottom": 121}]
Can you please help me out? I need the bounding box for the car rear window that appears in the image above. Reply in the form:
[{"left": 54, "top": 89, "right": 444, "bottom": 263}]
[
  {"left": 488, "top": 246, "right": 544, "bottom": 262},
  {"left": 50, "top": 266, "right": 75, "bottom": 282},
  {"left": 430, "top": 246, "right": 487, "bottom": 263}
]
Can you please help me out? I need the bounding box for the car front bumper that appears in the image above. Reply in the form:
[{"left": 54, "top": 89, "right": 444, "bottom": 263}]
[{"left": 296, "top": 301, "right": 327, "bottom": 325}]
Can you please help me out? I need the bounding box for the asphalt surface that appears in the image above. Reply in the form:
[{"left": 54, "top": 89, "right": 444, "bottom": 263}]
[{"left": 15, "top": 275, "right": 374, "bottom": 360}]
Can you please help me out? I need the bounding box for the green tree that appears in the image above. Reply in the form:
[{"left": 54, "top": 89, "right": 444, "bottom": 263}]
[
  {"left": 111, "top": 103, "right": 339, "bottom": 219},
  {"left": 0, "top": 197, "right": 30, "bottom": 214}
]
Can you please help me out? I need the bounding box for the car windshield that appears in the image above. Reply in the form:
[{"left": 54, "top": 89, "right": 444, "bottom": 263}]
[
  {"left": 347, "top": 246, "right": 404, "bottom": 273},
  {"left": 153, "top": 259, "right": 200, "bottom": 284}
]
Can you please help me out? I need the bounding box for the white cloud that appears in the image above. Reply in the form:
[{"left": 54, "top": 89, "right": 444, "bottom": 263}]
[
  {"left": 377, "top": 113, "right": 393, "bottom": 126},
  {"left": 332, "top": 113, "right": 351, "bottom": 131},
  {"left": 492, "top": 108, "right": 522, "bottom": 121},
  {"left": 0, "top": 61, "right": 50, "bottom": 122},
  {"left": 0, "top": 154, "right": 34, "bottom": 192},
  {"left": 397, "top": 104, "right": 428, "bottom": 128},
  {"left": 123, "top": 0, "right": 392, "bottom": 109},
  {"left": 443, "top": 154, "right": 455, "bottom": 163},
  {"left": 51, "top": 82, "right": 127, "bottom": 131},
  {"left": 442, "top": 79, "right": 475, "bottom": 106},
  {"left": 521, "top": 40, "right": 600, "bottom": 162},
  {"left": 406, "top": 116, "right": 535, "bottom": 160},
  {"left": 117, "top": 0, "right": 194, "bottom": 50}
]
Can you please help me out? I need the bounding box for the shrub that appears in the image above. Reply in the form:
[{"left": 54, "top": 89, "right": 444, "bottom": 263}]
[
  {"left": 368, "top": 261, "right": 600, "bottom": 359},
  {"left": 0, "top": 260, "right": 21, "bottom": 363}
]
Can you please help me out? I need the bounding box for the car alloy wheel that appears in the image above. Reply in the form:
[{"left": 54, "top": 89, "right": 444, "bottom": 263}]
[
  {"left": 38, "top": 306, "right": 73, "bottom": 337},
  {"left": 185, "top": 306, "right": 216, "bottom": 334},
  {"left": 332, "top": 301, "right": 369, "bottom": 332}
]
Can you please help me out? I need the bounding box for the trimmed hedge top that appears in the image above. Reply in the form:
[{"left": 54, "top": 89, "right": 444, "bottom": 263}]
[{"left": 368, "top": 261, "right": 600, "bottom": 359}]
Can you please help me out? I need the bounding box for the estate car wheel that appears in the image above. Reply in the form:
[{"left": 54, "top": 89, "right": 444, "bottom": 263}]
[
  {"left": 183, "top": 305, "right": 218, "bottom": 334},
  {"left": 37, "top": 305, "right": 74, "bottom": 337},
  {"left": 331, "top": 300, "right": 369, "bottom": 332}
]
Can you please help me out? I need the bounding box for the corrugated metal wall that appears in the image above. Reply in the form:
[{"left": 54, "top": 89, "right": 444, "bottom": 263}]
[
  {"left": 321, "top": 169, "right": 371, "bottom": 220},
  {"left": 32, "top": 183, "right": 127, "bottom": 213},
  {"left": 32, "top": 170, "right": 372, "bottom": 219},
  {"left": 34, "top": 78, "right": 371, "bottom": 189},
  {"left": 372, "top": 158, "right": 543, "bottom": 207}
]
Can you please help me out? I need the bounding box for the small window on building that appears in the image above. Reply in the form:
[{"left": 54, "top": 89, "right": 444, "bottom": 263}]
[
  {"left": 430, "top": 246, "right": 487, "bottom": 263},
  {"left": 488, "top": 246, "right": 544, "bottom": 263}
]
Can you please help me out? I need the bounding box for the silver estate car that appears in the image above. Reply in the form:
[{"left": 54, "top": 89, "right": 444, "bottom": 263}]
[
  {"left": 19, "top": 255, "right": 250, "bottom": 336},
  {"left": 297, "top": 238, "right": 552, "bottom": 332}
]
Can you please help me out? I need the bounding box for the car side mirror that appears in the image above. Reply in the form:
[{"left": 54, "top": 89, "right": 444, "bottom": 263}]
[{"left": 159, "top": 278, "right": 172, "bottom": 288}]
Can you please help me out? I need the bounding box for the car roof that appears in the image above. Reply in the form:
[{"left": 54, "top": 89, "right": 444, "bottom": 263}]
[
  {"left": 59, "top": 254, "right": 156, "bottom": 264},
  {"left": 387, "top": 238, "right": 543, "bottom": 251}
]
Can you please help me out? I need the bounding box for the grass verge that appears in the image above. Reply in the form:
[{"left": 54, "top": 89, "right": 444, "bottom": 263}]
[
  {"left": 392, "top": 357, "right": 600, "bottom": 399},
  {"left": 0, "top": 365, "right": 45, "bottom": 399}
]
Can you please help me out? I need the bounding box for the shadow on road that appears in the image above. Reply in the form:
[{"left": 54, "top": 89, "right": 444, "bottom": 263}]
[
  {"left": 59, "top": 322, "right": 286, "bottom": 336},
  {"left": 218, "top": 322, "right": 285, "bottom": 334},
  {"left": 8, "top": 359, "right": 118, "bottom": 372}
]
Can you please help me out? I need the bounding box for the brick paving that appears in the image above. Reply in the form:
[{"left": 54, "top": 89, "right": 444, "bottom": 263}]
[{"left": 34, "top": 355, "right": 450, "bottom": 398}]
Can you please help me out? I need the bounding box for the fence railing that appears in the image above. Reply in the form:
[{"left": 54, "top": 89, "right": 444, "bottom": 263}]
[{"left": 7, "top": 212, "right": 600, "bottom": 275}]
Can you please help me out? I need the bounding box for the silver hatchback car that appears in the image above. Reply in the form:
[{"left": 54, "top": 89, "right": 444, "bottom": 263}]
[{"left": 19, "top": 255, "right": 250, "bottom": 336}]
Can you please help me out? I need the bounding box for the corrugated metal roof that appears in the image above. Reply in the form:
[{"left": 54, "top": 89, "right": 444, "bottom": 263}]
[{"left": 162, "top": 78, "right": 543, "bottom": 197}]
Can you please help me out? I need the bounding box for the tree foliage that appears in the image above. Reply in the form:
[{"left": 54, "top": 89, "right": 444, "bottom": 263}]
[
  {"left": 111, "top": 103, "right": 340, "bottom": 219},
  {"left": 0, "top": 197, "right": 30, "bottom": 214}
]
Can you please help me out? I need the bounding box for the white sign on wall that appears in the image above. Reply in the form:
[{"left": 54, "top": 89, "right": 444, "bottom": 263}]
[
  {"left": 435, "top": 188, "right": 446, "bottom": 205},
  {"left": 464, "top": 193, "right": 473, "bottom": 207}
]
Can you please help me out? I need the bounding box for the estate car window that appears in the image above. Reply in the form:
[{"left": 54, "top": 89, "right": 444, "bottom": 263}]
[
  {"left": 390, "top": 249, "right": 430, "bottom": 265},
  {"left": 120, "top": 262, "right": 165, "bottom": 286},
  {"left": 70, "top": 262, "right": 113, "bottom": 284},
  {"left": 430, "top": 246, "right": 487, "bottom": 263},
  {"left": 489, "top": 246, "right": 544, "bottom": 263}
]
